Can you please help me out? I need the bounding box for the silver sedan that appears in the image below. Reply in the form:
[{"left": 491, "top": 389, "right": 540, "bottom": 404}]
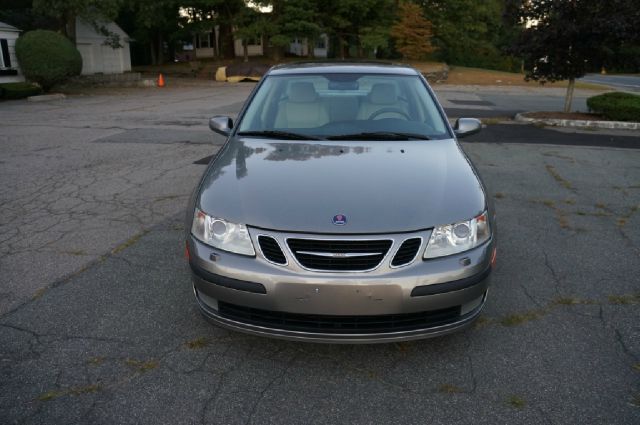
[{"left": 186, "top": 63, "right": 496, "bottom": 343}]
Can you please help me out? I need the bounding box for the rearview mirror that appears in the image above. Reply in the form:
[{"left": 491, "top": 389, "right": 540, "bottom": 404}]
[
  {"left": 209, "top": 115, "right": 233, "bottom": 136},
  {"left": 454, "top": 118, "right": 482, "bottom": 139}
]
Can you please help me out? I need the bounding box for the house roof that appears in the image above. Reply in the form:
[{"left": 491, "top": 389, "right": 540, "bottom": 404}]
[{"left": 0, "top": 21, "right": 21, "bottom": 32}]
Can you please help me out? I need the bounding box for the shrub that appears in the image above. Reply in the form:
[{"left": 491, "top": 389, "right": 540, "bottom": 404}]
[
  {"left": 0, "top": 82, "right": 42, "bottom": 100},
  {"left": 587, "top": 92, "right": 640, "bottom": 122},
  {"left": 15, "top": 30, "right": 82, "bottom": 91}
]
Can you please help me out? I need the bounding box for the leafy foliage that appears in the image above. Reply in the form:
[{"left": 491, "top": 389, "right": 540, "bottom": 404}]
[
  {"left": 118, "top": 0, "right": 183, "bottom": 64},
  {"left": 259, "top": 0, "right": 322, "bottom": 58},
  {"left": 0, "top": 0, "right": 59, "bottom": 33},
  {"left": 587, "top": 92, "right": 640, "bottom": 122},
  {"left": 510, "top": 0, "right": 639, "bottom": 83},
  {"left": 419, "top": 0, "right": 516, "bottom": 70},
  {"left": 317, "top": 0, "right": 394, "bottom": 58},
  {"left": 33, "top": 0, "right": 122, "bottom": 45},
  {"left": 391, "top": 1, "right": 435, "bottom": 60},
  {"left": 15, "top": 30, "right": 82, "bottom": 91},
  {"left": 5, "top": 0, "right": 637, "bottom": 72},
  {"left": 508, "top": 0, "right": 640, "bottom": 111},
  {"left": 180, "top": 0, "right": 245, "bottom": 59}
]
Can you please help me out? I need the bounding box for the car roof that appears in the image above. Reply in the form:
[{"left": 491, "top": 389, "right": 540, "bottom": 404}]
[{"left": 268, "top": 62, "right": 420, "bottom": 76}]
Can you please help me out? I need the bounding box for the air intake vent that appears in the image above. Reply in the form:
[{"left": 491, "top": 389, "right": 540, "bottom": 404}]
[
  {"left": 391, "top": 238, "right": 422, "bottom": 267},
  {"left": 287, "top": 239, "right": 392, "bottom": 271},
  {"left": 218, "top": 301, "right": 461, "bottom": 334},
  {"left": 258, "top": 236, "right": 287, "bottom": 265}
]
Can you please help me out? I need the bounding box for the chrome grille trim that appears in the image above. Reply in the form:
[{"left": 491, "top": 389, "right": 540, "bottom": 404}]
[
  {"left": 295, "top": 251, "right": 384, "bottom": 258},
  {"left": 286, "top": 237, "right": 394, "bottom": 273},
  {"left": 247, "top": 227, "right": 432, "bottom": 274}
]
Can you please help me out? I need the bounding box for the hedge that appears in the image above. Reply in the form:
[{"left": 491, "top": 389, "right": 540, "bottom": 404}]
[
  {"left": 15, "top": 30, "right": 82, "bottom": 91},
  {"left": 587, "top": 92, "right": 640, "bottom": 122},
  {"left": 0, "top": 82, "right": 42, "bottom": 100}
]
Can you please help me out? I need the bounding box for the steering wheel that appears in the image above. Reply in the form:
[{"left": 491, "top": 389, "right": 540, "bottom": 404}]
[{"left": 368, "top": 108, "right": 411, "bottom": 120}]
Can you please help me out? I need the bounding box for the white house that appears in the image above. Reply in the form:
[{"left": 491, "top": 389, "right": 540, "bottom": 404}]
[
  {"left": 75, "top": 18, "right": 131, "bottom": 75},
  {"left": 288, "top": 35, "right": 329, "bottom": 58},
  {"left": 0, "top": 21, "right": 24, "bottom": 83},
  {"left": 193, "top": 28, "right": 329, "bottom": 60},
  {"left": 233, "top": 36, "right": 264, "bottom": 58}
]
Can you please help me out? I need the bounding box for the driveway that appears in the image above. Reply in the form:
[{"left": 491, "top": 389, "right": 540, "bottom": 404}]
[{"left": 1, "top": 83, "right": 639, "bottom": 424}]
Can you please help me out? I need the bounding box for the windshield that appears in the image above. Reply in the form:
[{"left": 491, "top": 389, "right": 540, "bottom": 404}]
[{"left": 237, "top": 73, "right": 450, "bottom": 140}]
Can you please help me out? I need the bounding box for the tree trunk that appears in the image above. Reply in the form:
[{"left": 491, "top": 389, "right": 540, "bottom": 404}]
[
  {"left": 150, "top": 41, "right": 157, "bottom": 65},
  {"left": 563, "top": 78, "right": 575, "bottom": 112},
  {"left": 338, "top": 35, "right": 345, "bottom": 59},
  {"left": 212, "top": 29, "right": 218, "bottom": 58},
  {"left": 64, "top": 13, "right": 76, "bottom": 44},
  {"left": 218, "top": 23, "right": 235, "bottom": 59},
  {"left": 243, "top": 39, "right": 248, "bottom": 62},
  {"left": 308, "top": 39, "right": 315, "bottom": 59},
  {"left": 272, "top": 47, "right": 282, "bottom": 62},
  {"left": 157, "top": 31, "right": 164, "bottom": 64}
]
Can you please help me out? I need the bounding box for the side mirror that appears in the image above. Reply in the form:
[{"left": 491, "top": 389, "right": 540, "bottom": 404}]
[
  {"left": 454, "top": 118, "right": 482, "bottom": 139},
  {"left": 209, "top": 115, "right": 233, "bottom": 136}
]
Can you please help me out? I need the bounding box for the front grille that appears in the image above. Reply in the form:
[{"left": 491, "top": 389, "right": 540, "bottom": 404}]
[
  {"left": 287, "top": 238, "right": 392, "bottom": 271},
  {"left": 258, "top": 236, "right": 287, "bottom": 265},
  {"left": 218, "top": 301, "right": 461, "bottom": 334},
  {"left": 391, "top": 238, "right": 422, "bottom": 267}
]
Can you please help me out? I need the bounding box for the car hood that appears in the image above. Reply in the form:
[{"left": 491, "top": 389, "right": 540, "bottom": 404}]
[{"left": 197, "top": 138, "right": 486, "bottom": 234}]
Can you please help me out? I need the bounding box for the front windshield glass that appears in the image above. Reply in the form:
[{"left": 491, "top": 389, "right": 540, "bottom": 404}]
[{"left": 237, "top": 73, "right": 450, "bottom": 139}]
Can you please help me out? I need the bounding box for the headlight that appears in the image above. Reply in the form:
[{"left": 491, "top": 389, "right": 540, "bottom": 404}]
[
  {"left": 423, "top": 211, "right": 490, "bottom": 259},
  {"left": 191, "top": 208, "right": 255, "bottom": 256}
]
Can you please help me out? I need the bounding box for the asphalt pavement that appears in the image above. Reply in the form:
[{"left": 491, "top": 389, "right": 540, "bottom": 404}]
[
  {"left": 1, "top": 82, "right": 639, "bottom": 424},
  {"left": 580, "top": 73, "right": 640, "bottom": 92},
  {"left": 435, "top": 84, "right": 600, "bottom": 116}
]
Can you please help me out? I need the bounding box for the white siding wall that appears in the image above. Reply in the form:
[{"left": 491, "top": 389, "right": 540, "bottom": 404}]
[
  {"left": 233, "top": 39, "right": 264, "bottom": 57},
  {"left": 75, "top": 19, "right": 131, "bottom": 75},
  {"left": 195, "top": 47, "right": 215, "bottom": 58},
  {"left": 0, "top": 29, "right": 24, "bottom": 83}
]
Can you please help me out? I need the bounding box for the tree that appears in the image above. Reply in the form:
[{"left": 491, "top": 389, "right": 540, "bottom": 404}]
[
  {"left": 32, "top": 0, "right": 122, "bottom": 45},
  {"left": 181, "top": 0, "right": 245, "bottom": 59},
  {"left": 510, "top": 0, "right": 640, "bottom": 112},
  {"left": 16, "top": 30, "right": 82, "bottom": 91},
  {"left": 234, "top": 6, "right": 267, "bottom": 62},
  {"left": 318, "top": 0, "right": 394, "bottom": 59},
  {"left": 119, "top": 0, "right": 182, "bottom": 65},
  {"left": 252, "top": 0, "right": 322, "bottom": 60},
  {"left": 391, "top": 1, "right": 435, "bottom": 60},
  {"left": 418, "top": 0, "right": 512, "bottom": 70},
  {"left": 278, "top": 0, "right": 321, "bottom": 58},
  {"left": 0, "top": 0, "right": 59, "bottom": 33}
]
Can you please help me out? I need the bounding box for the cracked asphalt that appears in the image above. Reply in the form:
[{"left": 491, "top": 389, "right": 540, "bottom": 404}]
[{"left": 1, "top": 82, "right": 639, "bottom": 424}]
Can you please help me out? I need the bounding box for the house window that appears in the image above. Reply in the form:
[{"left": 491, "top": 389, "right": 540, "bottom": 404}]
[
  {"left": 196, "top": 32, "right": 213, "bottom": 48},
  {"left": 0, "top": 39, "right": 12, "bottom": 68},
  {"left": 246, "top": 37, "right": 261, "bottom": 46},
  {"left": 315, "top": 38, "right": 326, "bottom": 49}
]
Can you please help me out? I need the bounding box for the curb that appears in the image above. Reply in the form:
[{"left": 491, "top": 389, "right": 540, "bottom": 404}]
[
  {"left": 27, "top": 93, "right": 66, "bottom": 102},
  {"left": 515, "top": 113, "right": 640, "bottom": 130}
]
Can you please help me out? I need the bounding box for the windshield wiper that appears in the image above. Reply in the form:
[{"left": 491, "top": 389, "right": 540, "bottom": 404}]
[
  {"left": 327, "top": 131, "right": 430, "bottom": 141},
  {"left": 237, "top": 130, "right": 325, "bottom": 140}
]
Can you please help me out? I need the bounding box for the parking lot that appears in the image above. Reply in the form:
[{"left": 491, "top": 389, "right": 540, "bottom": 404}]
[{"left": 1, "top": 82, "right": 639, "bottom": 424}]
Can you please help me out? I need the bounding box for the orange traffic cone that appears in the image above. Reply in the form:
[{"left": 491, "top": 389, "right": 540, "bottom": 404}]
[{"left": 157, "top": 73, "right": 165, "bottom": 87}]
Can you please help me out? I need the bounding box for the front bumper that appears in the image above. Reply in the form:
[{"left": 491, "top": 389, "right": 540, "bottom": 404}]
[{"left": 188, "top": 231, "right": 494, "bottom": 343}]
